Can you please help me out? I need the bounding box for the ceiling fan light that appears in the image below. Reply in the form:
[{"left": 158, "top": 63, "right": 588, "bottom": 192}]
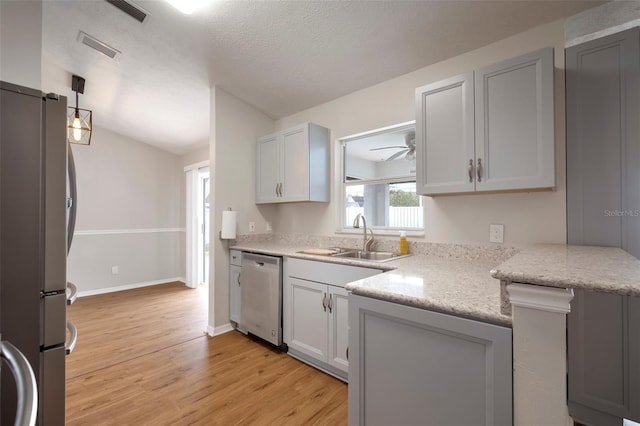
[{"left": 405, "top": 150, "right": 416, "bottom": 162}]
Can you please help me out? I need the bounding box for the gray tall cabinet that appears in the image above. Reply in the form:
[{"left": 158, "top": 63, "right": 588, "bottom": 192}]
[{"left": 566, "top": 28, "right": 640, "bottom": 425}]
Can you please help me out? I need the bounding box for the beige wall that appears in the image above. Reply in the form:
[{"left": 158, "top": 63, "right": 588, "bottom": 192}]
[
  {"left": 0, "top": 0, "right": 42, "bottom": 89},
  {"left": 180, "top": 145, "right": 210, "bottom": 168},
  {"left": 68, "top": 126, "right": 184, "bottom": 293},
  {"left": 274, "top": 19, "right": 568, "bottom": 245},
  {"left": 210, "top": 87, "right": 275, "bottom": 329}
]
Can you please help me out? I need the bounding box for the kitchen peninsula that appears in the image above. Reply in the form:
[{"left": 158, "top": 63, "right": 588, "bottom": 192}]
[{"left": 232, "top": 235, "right": 640, "bottom": 426}]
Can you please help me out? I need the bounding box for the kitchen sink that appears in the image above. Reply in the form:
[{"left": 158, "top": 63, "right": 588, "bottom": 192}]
[
  {"left": 297, "top": 247, "right": 410, "bottom": 263},
  {"left": 331, "top": 250, "right": 410, "bottom": 262}
]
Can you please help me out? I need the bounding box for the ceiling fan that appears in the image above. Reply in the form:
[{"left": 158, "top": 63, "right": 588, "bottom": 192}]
[{"left": 370, "top": 132, "right": 416, "bottom": 161}]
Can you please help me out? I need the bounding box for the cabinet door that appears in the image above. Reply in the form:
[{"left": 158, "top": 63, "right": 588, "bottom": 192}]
[
  {"left": 415, "top": 73, "right": 475, "bottom": 195},
  {"left": 474, "top": 47, "right": 555, "bottom": 191},
  {"left": 568, "top": 291, "right": 640, "bottom": 424},
  {"left": 280, "top": 124, "right": 309, "bottom": 202},
  {"left": 287, "top": 277, "right": 328, "bottom": 361},
  {"left": 566, "top": 28, "right": 640, "bottom": 257},
  {"left": 229, "top": 265, "right": 241, "bottom": 324},
  {"left": 349, "top": 294, "right": 512, "bottom": 426},
  {"left": 328, "top": 286, "right": 349, "bottom": 372},
  {"left": 256, "top": 133, "right": 280, "bottom": 204}
]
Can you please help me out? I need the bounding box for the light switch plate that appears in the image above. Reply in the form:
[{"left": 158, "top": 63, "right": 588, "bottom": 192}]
[
  {"left": 265, "top": 221, "right": 272, "bottom": 232},
  {"left": 111, "top": 266, "right": 119, "bottom": 275},
  {"left": 490, "top": 224, "right": 504, "bottom": 243},
  {"left": 249, "top": 221, "right": 256, "bottom": 233}
]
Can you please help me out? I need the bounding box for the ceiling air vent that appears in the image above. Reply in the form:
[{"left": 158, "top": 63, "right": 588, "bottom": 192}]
[
  {"left": 77, "top": 32, "right": 121, "bottom": 60},
  {"left": 105, "top": 0, "right": 150, "bottom": 23}
]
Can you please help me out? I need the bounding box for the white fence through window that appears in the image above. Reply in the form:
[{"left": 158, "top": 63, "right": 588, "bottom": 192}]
[{"left": 346, "top": 206, "right": 423, "bottom": 229}]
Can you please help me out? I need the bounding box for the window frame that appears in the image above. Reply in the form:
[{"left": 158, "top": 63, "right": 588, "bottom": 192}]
[{"left": 336, "top": 121, "right": 424, "bottom": 236}]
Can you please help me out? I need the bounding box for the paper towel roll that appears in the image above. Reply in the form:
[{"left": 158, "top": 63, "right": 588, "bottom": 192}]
[{"left": 220, "top": 210, "right": 237, "bottom": 239}]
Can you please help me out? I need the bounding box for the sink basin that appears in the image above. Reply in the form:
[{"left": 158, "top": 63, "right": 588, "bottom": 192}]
[
  {"left": 297, "top": 247, "right": 411, "bottom": 263},
  {"left": 332, "top": 250, "right": 410, "bottom": 262}
]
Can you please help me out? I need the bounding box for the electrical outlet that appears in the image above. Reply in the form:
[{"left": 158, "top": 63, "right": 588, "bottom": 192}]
[
  {"left": 489, "top": 224, "right": 504, "bottom": 243},
  {"left": 111, "top": 266, "right": 119, "bottom": 275},
  {"left": 265, "top": 221, "right": 272, "bottom": 232},
  {"left": 249, "top": 221, "right": 256, "bottom": 233}
]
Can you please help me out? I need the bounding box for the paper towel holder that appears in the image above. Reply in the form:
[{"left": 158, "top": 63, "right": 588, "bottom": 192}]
[{"left": 219, "top": 207, "right": 236, "bottom": 240}]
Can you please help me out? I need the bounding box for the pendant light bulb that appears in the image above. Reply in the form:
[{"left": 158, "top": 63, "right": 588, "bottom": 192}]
[{"left": 72, "top": 110, "right": 82, "bottom": 141}]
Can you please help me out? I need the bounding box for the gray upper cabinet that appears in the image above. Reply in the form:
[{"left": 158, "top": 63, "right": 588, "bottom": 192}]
[
  {"left": 415, "top": 73, "right": 475, "bottom": 195},
  {"left": 416, "top": 48, "right": 555, "bottom": 195},
  {"left": 475, "top": 48, "right": 555, "bottom": 191},
  {"left": 567, "top": 28, "right": 640, "bottom": 257},
  {"left": 256, "top": 122, "right": 330, "bottom": 204},
  {"left": 566, "top": 28, "right": 640, "bottom": 426}
]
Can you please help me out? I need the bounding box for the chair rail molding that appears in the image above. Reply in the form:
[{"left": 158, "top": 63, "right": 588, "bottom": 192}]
[{"left": 74, "top": 228, "right": 185, "bottom": 236}]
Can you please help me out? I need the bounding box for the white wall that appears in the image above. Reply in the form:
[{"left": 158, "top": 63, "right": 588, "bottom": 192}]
[
  {"left": 0, "top": 0, "right": 42, "bottom": 89},
  {"left": 273, "top": 19, "right": 568, "bottom": 245},
  {"left": 68, "top": 126, "right": 184, "bottom": 293},
  {"left": 210, "top": 87, "right": 275, "bottom": 329}
]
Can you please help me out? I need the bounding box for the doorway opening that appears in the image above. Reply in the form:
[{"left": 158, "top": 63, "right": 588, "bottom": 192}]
[
  {"left": 185, "top": 162, "right": 210, "bottom": 289},
  {"left": 197, "top": 167, "right": 210, "bottom": 287}
]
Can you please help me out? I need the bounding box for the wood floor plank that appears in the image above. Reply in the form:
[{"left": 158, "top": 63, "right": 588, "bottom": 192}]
[{"left": 66, "top": 282, "right": 347, "bottom": 425}]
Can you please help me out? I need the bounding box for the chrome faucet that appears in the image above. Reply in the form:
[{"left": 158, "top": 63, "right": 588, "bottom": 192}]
[{"left": 353, "top": 213, "right": 374, "bottom": 252}]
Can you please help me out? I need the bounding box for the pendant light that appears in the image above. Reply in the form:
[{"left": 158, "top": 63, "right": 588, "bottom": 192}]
[{"left": 67, "top": 75, "right": 92, "bottom": 145}]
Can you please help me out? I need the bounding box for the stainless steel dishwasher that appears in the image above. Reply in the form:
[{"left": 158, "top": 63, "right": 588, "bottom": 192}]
[{"left": 239, "top": 253, "right": 283, "bottom": 346}]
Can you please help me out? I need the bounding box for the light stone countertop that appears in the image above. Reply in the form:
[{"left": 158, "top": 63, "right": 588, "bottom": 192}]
[
  {"left": 231, "top": 240, "right": 512, "bottom": 326},
  {"left": 491, "top": 244, "right": 640, "bottom": 296}
]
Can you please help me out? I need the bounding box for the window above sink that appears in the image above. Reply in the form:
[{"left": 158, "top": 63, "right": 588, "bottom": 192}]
[{"left": 339, "top": 121, "right": 424, "bottom": 235}]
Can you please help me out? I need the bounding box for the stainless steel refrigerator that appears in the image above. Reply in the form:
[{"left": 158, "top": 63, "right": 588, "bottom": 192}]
[{"left": 0, "top": 81, "right": 78, "bottom": 425}]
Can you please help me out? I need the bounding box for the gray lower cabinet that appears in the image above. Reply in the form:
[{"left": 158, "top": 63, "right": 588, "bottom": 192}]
[
  {"left": 348, "top": 293, "right": 512, "bottom": 426},
  {"left": 566, "top": 27, "right": 640, "bottom": 425},
  {"left": 568, "top": 291, "right": 640, "bottom": 425},
  {"left": 229, "top": 250, "right": 242, "bottom": 325},
  {"left": 283, "top": 258, "right": 381, "bottom": 381}
]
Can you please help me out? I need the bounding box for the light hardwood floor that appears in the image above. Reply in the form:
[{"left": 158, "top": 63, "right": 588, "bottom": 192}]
[{"left": 66, "top": 282, "right": 348, "bottom": 425}]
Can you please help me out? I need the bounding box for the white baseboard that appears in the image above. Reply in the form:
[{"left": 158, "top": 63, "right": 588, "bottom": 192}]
[
  {"left": 207, "top": 323, "right": 234, "bottom": 337},
  {"left": 76, "top": 277, "right": 186, "bottom": 298}
]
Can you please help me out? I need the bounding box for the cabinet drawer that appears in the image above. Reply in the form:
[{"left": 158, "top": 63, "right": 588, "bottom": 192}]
[
  {"left": 287, "top": 257, "right": 381, "bottom": 287},
  {"left": 230, "top": 249, "right": 242, "bottom": 266}
]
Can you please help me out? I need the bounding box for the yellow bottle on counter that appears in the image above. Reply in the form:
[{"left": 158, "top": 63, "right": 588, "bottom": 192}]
[{"left": 399, "top": 231, "right": 408, "bottom": 255}]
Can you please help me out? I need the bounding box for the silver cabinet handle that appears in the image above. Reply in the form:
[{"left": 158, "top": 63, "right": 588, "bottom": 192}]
[
  {"left": 346, "top": 347, "right": 349, "bottom": 360},
  {"left": 322, "top": 292, "right": 327, "bottom": 312},
  {"left": 66, "top": 321, "right": 78, "bottom": 355},
  {"left": 237, "top": 272, "right": 241, "bottom": 287},
  {"left": 328, "top": 294, "right": 333, "bottom": 313},
  {"left": 468, "top": 159, "right": 473, "bottom": 182},
  {"left": 278, "top": 183, "right": 283, "bottom": 197},
  {"left": 275, "top": 183, "right": 279, "bottom": 196},
  {"left": 66, "top": 282, "right": 78, "bottom": 305},
  {"left": 1, "top": 341, "right": 37, "bottom": 426},
  {"left": 477, "top": 158, "right": 483, "bottom": 182}
]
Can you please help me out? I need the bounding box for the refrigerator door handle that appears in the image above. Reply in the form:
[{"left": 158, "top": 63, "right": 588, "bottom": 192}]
[
  {"left": 66, "top": 282, "right": 78, "bottom": 305},
  {"left": 65, "top": 321, "right": 78, "bottom": 355},
  {"left": 67, "top": 146, "right": 77, "bottom": 254},
  {"left": 1, "top": 341, "right": 38, "bottom": 426}
]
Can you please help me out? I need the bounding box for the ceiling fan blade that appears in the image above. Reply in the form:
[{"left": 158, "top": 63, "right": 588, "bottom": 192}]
[
  {"left": 370, "top": 146, "right": 407, "bottom": 151},
  {"left": 386, "top": 149, "right": 408, "bottom": 161}
]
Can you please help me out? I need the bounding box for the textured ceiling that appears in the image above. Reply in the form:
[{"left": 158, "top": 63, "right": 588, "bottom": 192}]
[{"left": 42, "top": 0, "right": 603, "bottom": 154}]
